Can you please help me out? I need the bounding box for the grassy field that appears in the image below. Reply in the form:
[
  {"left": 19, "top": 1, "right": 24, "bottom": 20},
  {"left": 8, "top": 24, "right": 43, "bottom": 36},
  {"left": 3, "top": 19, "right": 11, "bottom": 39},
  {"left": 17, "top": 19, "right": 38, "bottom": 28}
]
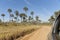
[{"left": 0, "top": 23, "right": 41, "bottom": 40}]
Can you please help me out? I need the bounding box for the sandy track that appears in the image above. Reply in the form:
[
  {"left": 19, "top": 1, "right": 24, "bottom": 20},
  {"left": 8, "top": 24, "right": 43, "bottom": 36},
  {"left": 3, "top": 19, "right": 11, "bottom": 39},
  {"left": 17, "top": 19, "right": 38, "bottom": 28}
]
[{"left": 17, "top": 26, "right": 52, "bottom": 40}]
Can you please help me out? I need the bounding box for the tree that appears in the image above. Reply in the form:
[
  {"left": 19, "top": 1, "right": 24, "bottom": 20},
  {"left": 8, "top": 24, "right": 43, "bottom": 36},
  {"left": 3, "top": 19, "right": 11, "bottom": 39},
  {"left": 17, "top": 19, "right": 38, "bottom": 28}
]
[
  {"left": 36, "top": 16, "right": 39, "bottom": 21},
  {"left": 35, "top": 16, "right": 40, "bottom": 24},
  {"left": 23, "top": 7, "right": 28, "bottom": 21},
  {"left": 15, "top": 10, "right": 19, "bottom": 22},
  {"left": 7, "top": 8, "right": 12, "bottom": 21},
  {"left": 54, "top": 10, "right": 60, "bottom": 18},
  {"left": 10, "top": 14, "right": 14, "bottom": 22},
  {"left": 31, "top": 11, "right": 34, "bottom": 20},
  {"left": 48, "top": 15, "right": 55, "bottom": 23},
  {"left": 28, "top": 16, "right": 32, "bottom": 22},
  {"left": 19, "top": 14, "right": 23, "bottom": 22},
  {"left": 8, "top": 8, "right": 12, "bottom": 14},
  {"left": 1, "top": 13, "right": 5, "bottom": 23},
  {"left": 14, "top": 17, "right": 17, "bottom": 22},
  {"left": 19, "top": 13, "right": 27, "bottom": 22},
  {"left": 23, "top": 6, "right": 28, "bottom": 13}
]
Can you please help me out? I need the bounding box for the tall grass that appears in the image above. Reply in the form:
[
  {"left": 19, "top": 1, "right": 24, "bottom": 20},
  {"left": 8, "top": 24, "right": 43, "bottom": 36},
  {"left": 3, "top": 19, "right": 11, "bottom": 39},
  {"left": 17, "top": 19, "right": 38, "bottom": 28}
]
[{"left": 0, "top": 24, "right": 39, "bottom": 40}]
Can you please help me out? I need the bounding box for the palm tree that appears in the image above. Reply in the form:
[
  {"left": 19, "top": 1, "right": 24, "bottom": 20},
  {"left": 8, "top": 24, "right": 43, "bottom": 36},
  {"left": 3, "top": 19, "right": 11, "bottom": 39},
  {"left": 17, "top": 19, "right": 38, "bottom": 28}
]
[
  {"left": 36, "top": 16, "right": 39, "bottom": 21},
  {"left": 8, "top": 8, "right": 12, "bottom": 14},
  {"left": 19, "top": 13, "right": 27, "bottom": 22},
  {"left": 15, "top": 10, "right": 19, "bottom": 22},
  {"left": 23, "top": 6, "right": 28, "bottom": 13},
  {"left": 19, "top": 14, "right": 23, "bottom": 22},
  {"left": 7, "top": 8, "right": 12, "bottom": 21},
  {"left": 31, "top": 11, "right": 34, "bottom": 20},
  {"left": 23, "top": 7, "right": 28, "bottom": 22},
  {"left": 28, "top": 16, "right": 32, "bottom": 22},
  {"left": 1, "top": 13, "right": 5, "bottom": 23},
  {"left": 10, "top": 14, "right": 14, "bottom": 22},
  {"left": 48, "top": 15, "right": 55, "bottom": 23},
  {"left": 14, "top": 17, "right": 17, "bottom": 22}
]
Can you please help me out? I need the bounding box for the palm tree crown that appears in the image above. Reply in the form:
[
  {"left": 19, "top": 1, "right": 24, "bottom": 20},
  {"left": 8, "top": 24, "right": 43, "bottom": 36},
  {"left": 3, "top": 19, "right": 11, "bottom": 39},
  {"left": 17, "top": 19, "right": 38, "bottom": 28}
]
[
  {"left": 23, "top": 7, "right": 28, "bottom": 12},
  {"left": 1, "top": 13, "right": 5, "bottom": 17},
  {"left": 31, "top": 11, "right": 34, "bottom": 20},
  {"left": 36, "top": 16, "right": 39, "bottom": 21},
  {"left": 1, "top": 13, "right": 5, "bottom": 22},
  {"left": 8, "top": 8, "right": 12, "bottom": 13},
  {"left": 31, "top": 11, "right": 34, "bottom": 15}
]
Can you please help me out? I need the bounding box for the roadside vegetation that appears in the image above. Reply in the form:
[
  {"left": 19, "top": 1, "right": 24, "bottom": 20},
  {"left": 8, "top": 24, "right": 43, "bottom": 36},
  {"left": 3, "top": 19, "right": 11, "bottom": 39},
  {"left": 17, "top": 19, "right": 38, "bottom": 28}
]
[
  {"left": 0, "top": 24, "right": 40, "bottom": 40},
  {"left": 48, "top": 10, "right": 60, "bottom": 24}
]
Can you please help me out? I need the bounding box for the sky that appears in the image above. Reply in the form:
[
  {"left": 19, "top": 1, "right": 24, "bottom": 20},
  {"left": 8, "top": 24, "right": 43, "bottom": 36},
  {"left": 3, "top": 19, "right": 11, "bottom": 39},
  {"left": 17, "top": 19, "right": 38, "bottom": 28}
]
[{"left": 0, "top": 0, "right": 60, "bottom": 22}]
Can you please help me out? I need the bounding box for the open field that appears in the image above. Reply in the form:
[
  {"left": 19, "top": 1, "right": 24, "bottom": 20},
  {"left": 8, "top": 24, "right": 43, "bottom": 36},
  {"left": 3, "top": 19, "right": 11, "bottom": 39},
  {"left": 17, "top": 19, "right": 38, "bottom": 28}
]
[{"left": 0, "top": 24, "right": 42, "bottom": 40}]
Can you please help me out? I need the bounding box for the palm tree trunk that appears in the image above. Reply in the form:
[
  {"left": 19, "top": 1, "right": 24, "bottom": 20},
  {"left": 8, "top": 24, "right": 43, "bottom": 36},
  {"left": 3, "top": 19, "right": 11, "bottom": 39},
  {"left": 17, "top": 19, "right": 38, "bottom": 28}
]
[
  {"left": 3, "top": 17, "right": 4, "bottom": 23},
  {"left": 9, "top": 14, "right": 11, "bottom": 22},
  {"left": 31, "top": 15, "right": 33, "bottom": 23},
  {"left": 16, "top": 16, "right": 18, "bottom": 26},
  {"left": 21, "top": 17, "right": 22, "bottom": 23},
  {"left": 12, "top": 17, "right": 13, "bottom": 22},
  {"left": 25, "top": 12, "right": 27, "bottom": 22}
]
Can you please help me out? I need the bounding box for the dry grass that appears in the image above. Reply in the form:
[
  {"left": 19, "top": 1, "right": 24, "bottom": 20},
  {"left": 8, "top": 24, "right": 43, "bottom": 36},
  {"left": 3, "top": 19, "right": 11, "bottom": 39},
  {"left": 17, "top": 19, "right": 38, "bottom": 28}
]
[{"left": 0, "top": 24, "right": 40, "bottom": 40}]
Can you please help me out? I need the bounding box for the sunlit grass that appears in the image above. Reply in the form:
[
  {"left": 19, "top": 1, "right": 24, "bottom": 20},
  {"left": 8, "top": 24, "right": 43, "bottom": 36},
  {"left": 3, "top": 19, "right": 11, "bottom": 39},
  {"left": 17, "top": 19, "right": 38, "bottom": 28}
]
[{"left": 0, "top": 24, "right": 40, "bottom": 40}]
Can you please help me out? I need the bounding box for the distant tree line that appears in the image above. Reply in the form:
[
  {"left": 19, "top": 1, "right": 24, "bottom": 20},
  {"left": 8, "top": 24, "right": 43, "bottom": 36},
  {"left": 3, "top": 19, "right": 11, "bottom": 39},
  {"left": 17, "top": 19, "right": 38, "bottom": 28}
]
[{"left": 0, "top": 6, "right": 41, "bottom": 24}]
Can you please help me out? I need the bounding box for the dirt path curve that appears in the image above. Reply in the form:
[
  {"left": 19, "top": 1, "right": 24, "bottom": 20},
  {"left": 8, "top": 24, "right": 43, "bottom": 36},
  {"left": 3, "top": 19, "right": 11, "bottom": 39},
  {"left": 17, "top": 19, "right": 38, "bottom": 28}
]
[{"left": 17, "top": 26, "right": 52, "bottom": 40}]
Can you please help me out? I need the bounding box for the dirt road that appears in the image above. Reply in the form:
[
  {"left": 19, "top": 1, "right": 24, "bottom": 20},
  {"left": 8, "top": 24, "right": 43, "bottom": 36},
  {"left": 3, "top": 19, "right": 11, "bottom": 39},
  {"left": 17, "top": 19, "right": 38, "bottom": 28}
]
[{"left": 17, "top": 26, "right": 52, "bottom": 40}]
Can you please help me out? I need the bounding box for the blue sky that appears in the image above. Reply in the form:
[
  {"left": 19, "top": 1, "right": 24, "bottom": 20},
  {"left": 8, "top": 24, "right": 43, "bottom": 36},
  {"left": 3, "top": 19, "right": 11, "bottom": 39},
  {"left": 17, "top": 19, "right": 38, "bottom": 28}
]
[{"left": 0, "top": 0, "right": 60, "bottom": 22}]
